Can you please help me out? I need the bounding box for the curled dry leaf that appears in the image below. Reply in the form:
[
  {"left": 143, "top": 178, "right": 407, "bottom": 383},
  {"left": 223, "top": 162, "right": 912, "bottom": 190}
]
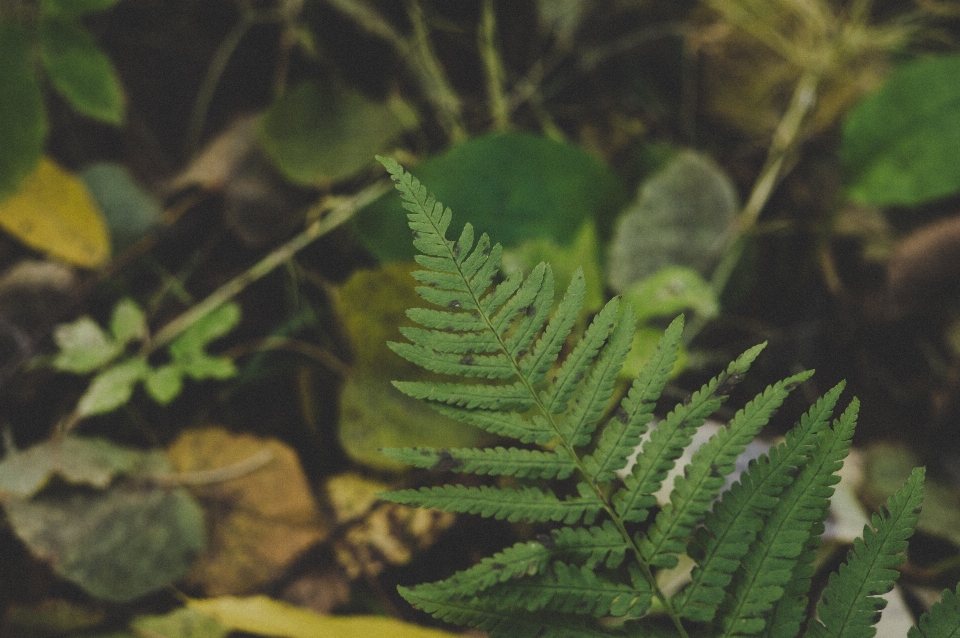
[{"left": 168, "top": 426, "right": 328, "bottom": 595}]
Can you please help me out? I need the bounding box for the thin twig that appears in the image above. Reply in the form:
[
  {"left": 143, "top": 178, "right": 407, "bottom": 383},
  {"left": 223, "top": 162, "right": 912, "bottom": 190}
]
[{"left": 479, "top": 0, "right": 509, "bottom": 130}]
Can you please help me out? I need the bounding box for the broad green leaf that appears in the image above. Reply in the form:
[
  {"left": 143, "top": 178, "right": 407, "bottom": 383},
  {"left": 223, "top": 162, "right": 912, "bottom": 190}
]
[
  {"left": 0, "top": 157, "right": 112, "bottom": 267},
  {"left": 0, "top": 435, "right": 142, "bottom": 498},
  {"left": 81, "top": 163, "right": 162, "bottom": 250},
  {"left": 259, "top": 80, "right": 406, "bottom": 184},
  {"left": 41, "top": 0, "right": 120, "bottom": 18},
  {"left": 39, "top": 18, "right": 124, "bottom": 125},
  {"left": 4, "top": 451, "right": 204, "bottom": 602},
  {"left": 842, "top": 54, "right": 960, "bottom": 206},
  {"left": 607, "top": 149, "right": 738, "bottom": 292},
  {"left": 623, "top": 265, "right": 720, "bottom": 324},
  {"left": 354, "top": 132, "right": 626, "bottom": 261},
  {"left": 110, "top": 298, "right": 147, "bottom": 345},
  {"left": 178, "top": 354, "right": 237, "bottom": 380},
  {"left": 144, "top": 364, "right": 183, "bottom": 405},
  {"left": 189, "top": 595, "right": 462, "bottom": 638},
  {"left": 52, "top": 316, "right": 120, "bottom": 373},
  {"left": 0, "top": 22, "right": 47, "bottom": 202},
  {"left": 75, "top": 356, "right": 150, "bottom": 417}
]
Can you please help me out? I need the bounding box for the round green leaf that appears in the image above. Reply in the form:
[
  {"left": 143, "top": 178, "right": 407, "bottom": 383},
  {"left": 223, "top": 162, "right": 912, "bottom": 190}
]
[
  {"left": 0, "top": 23, "right": 47, "bottom": 202},
  {"left": 842, "top": 54, "right": 960, "bottom": 206},
  {"left": 622, "top": 266, "right": 719, "bottom": 324},
  {"left": 355, "top": 132, "right": 627, "bottom": 261},
  {"left": 110, "top": 298, "right": 147, "bottom": 345},
  {"left": 607, "top": 150, "right": 738, "bottom": 292},
  {"left": 5, "top": 459, "right": 205, "bottom": 602},
  {"left": 39, "top": 18, "right": 124, "bottom": 125},
  {"left": 81, "top": 163, "right": 162, "bottom": 251},
  {"left": 144, "top": 364, "right": 183, "bottom": 405},
  {"left": 259, "top": 80, "right": 406, "bottom": 184}
]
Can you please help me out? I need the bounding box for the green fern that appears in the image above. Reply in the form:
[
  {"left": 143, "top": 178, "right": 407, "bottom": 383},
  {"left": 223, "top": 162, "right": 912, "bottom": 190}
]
[{"left": 376, "top": 156, "right": 960, "bottom": 638}]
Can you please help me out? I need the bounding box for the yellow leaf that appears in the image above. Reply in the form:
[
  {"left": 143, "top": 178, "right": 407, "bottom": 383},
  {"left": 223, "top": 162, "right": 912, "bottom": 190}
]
[
  {"left": 0, "top": 157, "right": 110, "bottom": 267},
  {"left": 189, "top": 596, "right": 461, "bottom": 638},
  {"left": 168, "top": 427, "right": 329, "bottom": 595}
]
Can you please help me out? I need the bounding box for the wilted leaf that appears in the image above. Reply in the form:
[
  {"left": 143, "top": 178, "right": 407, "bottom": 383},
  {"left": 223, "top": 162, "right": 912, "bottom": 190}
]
[
  {"left": 189, "top": 595, "right": 462, "bottom": 638},
  {"left": 109, "top": 298, "right": 147, "bottom": 345},
  {"left": 607, "top": 150, "right": 738, "bottom": 292},
  {"left": 259, "top": 80, "right": 406, "bottom": 184},
  {"left": 81, "top": 163, "right": 162, "bottom": 251},
  {"left": 0, "top": 157, "right": 111, "bottom": 267},
  {"left": 0, "top": 435, "right": 143, "bottom": 498},
  {"left": 52, "top": 316, "right": 119, "bottom": 373},
  {"left": 623, "top": 265, "right": 719, "bottom": 324},
  {"left": 168, "top": 427, "right": 328, "bottom": 595},
  {"left": 131, "top": 606, "right": 229, "bottom": 638},
  {"left": 843, "top": 54, "right": 960, "bottom": 206},
  {"left": 39, "top": 18, "right": 124, "bottom": 125},
  {"left": 4, "top": 451, "right": 204, "bottom": 602},
  {"left": 75, "top": 356, "right": 150, "bottom": 417},
  {"left": 322, "top": 473, "right": 454, "bottom": 579},
  {"left": 354, "top": 131, "right": 626, "bottom": 261},
  {"left": 0, "top": 23, "right": 47, "bottom": 202}
]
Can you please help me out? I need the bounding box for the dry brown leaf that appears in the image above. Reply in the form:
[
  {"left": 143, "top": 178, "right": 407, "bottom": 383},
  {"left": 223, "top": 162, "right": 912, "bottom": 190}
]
[
  {"left": 168, "top": 426, "right": 328, "bottom": 595},
  {"left": 325, "top": 473, "right": 454, "bottom": 579}
]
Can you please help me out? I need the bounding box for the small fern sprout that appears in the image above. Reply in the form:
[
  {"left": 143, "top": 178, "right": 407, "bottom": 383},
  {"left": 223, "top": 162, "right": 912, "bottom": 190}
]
[{"left": 375, "top": 156, "right": 960, "bottom": 638}]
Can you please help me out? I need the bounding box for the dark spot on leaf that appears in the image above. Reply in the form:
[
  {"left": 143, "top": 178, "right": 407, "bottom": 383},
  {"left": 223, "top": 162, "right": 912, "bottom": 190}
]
[
  {"left": 449, "top": 300, "right": 462, "bottom": 309},
  {"left": 537, "top": 533, "right": 556, "bottom": 549},
  {"left": 871, "top": 611, "right": 883, "bottom": 625},
  {"left": 411, "top": 230, "right": 419, "bottom": 239},
  {"left": 913, "top": 506, "right": 923, "bottom": 515},
  {"left": 431, "top": 449, "right": 463, "bottom": 472},
  {"left": 444, "top": 325, "right": 454, "bottom": 332},
  {"left": 453, "top": 244, "right": 461, "bottom": 257},
  {"left": 460, "top": 355, "right": 475, "bottom": 366},
  {"left": 482, "top": 246, "right": 491, "bottom": 256},
  {"left": 575, "top": 371, "right": 585, "bottom": 383},
  {"left": 490, "top": 561, "right": 507, "bottom": 571},
  {"left": 716, "top": 373, "right": 743, "bottom": 396},
  {"left": 710, "top": 464, "right": 723, "bottom": 478},
  {"left": 516, "top": 348, "right": 527, "bottom": 357},
  {"left": 615, "top": 407, "right": 629, "bottom": 422},
  {"left": 525, "top": 305, "right": 536, "bottom": 317}
]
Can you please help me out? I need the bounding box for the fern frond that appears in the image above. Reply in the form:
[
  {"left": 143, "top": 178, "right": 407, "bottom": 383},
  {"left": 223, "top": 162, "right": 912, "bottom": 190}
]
[
  {"left": 430, "top": 405, "right": 556, "bottom": 444},
  {"left": 409, "top": 538, "right": 555, "bottom": 600},
  {"left": 379, "top": 445, "right": 577, "bottom": 479},
  {"left": 557, "top": 300, "right": 636, "bottom": 447},
  {"left": 520, "top": 268, "right": 586, "bottom": 383},
  {"left": 677, "top": 381, "right": 846, "bottom": 623},
  {"left": 393, "top": 380, "right": 534, "bottom": 410},
  {"left": 387, "top": 343, "right": 516, "bottom": 379},
  {"left": 719, "top": 398, "right": 858, "bottom": 638},
  {"left": 488, "top": 561, "right": 652, "bottom": 617},
  {"left": 910, "top": 583, "right": 960, "bottom": 638},
  {"left": 382, "top": 484, "right": 604, "bottom": 524},
  {"left": 613, "top": 342, "right": 766, "bottom": 523},
  {"left": 806, "top": 466, "right": 925, "bottom": 638},
  {"left": 542, "top": 297, "right": 621, "bottom": 415},
  {"left": 584, "top": 315, "right": 684, "bottom": 482},
  {"left": 397, "top": 325, "right": 501, "bottom": 353},
  {"left": 552, "top": 520, "right": 630, "bottom": 569},
  {"left": 639, "top": 370, "right": 814, "bottom": 570},
  {"left": 399, "top": 586, "right": 615, "bottom": 638}
]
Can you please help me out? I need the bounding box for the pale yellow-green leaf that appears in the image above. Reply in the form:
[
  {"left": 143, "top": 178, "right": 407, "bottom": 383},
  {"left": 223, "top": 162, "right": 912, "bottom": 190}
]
[
  {"left": 0, "top": 157, "right": 110, "bottom": 267},
  {"left": 189, "top": 595, "right": 461, "bottom": 638}
]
